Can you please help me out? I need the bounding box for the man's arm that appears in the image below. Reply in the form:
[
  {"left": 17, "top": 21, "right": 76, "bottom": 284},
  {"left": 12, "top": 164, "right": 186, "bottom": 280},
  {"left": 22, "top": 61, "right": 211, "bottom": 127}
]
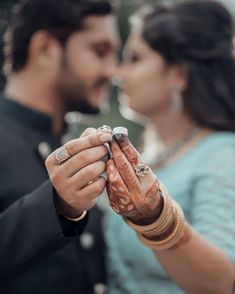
[
  {"left": 0, "top": 129, "right": 111, "bottom": 286},
  {"left": 0, "top": 181, "right": 88, "bottom": 286}
]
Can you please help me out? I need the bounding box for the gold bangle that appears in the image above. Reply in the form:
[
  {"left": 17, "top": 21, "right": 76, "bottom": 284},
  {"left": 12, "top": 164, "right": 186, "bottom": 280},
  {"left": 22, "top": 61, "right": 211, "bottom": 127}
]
[
  {"left": 139, "top": 201, "right": 185, "bottom": 250},
  {"left": 62, "top": 210, "right": 87, "bottom": 222},
  {"left": 144, "top": 208, "right": 175, "bottom": 238},
  {"left": 124, "top": 183, "right": 173, "bottom": 236},
  {"left": 140, "top": 201, "right": 184, "bottom": 249}
]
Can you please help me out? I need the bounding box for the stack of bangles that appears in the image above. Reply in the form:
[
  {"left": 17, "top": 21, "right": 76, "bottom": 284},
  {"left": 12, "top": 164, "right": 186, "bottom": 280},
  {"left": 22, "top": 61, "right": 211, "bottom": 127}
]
[{"left": 125, "top": 184, "right": 185, "bottom": 250}]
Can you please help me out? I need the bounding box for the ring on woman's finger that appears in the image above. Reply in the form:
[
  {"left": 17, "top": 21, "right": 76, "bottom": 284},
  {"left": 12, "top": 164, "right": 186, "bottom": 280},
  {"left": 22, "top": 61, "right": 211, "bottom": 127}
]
[
  {"left": 55, "top": 145, "right": 71, "bottom": 164},
  {"left": 134, "top": 162, "right": 150, "bottom": 177}
]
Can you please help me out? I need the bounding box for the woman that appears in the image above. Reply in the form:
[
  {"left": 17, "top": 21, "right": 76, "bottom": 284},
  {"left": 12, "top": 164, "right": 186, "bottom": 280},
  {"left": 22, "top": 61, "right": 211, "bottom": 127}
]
[{"left": 105, "top": 1, "right": 235, "bottom": 293}]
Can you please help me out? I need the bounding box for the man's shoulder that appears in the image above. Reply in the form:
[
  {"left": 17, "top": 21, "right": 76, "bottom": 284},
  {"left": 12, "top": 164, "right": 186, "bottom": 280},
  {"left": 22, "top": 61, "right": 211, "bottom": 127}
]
[
  {"left": 0, "top": 113, "right": 28, "bottom": 156},
  {"left": 0, "top": 115, "right": 20, "bottom": 140}
]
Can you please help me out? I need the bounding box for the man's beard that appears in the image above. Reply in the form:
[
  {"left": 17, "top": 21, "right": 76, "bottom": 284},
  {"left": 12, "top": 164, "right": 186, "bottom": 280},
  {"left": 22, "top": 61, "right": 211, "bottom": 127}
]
[
  {"left": 66, "top": 96, "right": 100, "bottom": 115},
  {"left": 56, "top": 54, "right": 109, "bottom": 115}
]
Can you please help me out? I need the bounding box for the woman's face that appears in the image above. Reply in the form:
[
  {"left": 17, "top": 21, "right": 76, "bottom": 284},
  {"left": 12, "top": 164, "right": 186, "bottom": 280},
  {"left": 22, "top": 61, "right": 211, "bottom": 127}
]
[{"left": 119, "top": 32, "right": 181, "bottom": 117}]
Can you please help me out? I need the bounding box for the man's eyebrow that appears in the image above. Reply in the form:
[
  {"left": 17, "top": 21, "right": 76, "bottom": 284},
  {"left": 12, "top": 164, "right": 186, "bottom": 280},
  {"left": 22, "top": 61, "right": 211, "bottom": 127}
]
[{"left": 91, "top": 40, "right": 120, "bottom": 51}]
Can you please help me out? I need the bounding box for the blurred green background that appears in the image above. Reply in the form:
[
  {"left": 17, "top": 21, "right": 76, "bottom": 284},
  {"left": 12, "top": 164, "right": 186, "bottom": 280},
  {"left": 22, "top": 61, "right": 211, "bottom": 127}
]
[{"left": 0, "top": 0, "right": 235, "bottom": 148}]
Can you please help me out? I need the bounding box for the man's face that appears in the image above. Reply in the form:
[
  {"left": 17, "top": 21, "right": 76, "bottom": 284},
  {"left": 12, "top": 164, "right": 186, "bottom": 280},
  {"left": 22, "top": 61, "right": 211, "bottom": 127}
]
[{"left": 56, "top": 15, "right": 120, "bottom": 114}]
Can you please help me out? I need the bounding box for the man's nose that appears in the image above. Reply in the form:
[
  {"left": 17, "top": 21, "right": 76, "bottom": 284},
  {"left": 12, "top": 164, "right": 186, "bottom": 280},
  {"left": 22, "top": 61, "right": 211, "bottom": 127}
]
[
  {"left": 103, "top": 56, "right": 119, "bottom": 80},
  {"left": 111, "top": 65, "right": 125, "bottom": 87}
]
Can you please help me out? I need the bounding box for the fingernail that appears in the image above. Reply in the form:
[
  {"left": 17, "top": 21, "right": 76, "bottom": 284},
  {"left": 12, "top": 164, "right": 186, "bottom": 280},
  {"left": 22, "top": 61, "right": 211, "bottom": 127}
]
[
  {"left": 114, "top": 133, "right": 130, "bottom": 146},
  {"left": 99, "top": 134, "right": 113, "bottom": 143},
  {"left": 113, "top": 127, "right": 128, "bottom": 136},
  {"left": 112, "top": 127, "right": 129, "bottom": 145}
]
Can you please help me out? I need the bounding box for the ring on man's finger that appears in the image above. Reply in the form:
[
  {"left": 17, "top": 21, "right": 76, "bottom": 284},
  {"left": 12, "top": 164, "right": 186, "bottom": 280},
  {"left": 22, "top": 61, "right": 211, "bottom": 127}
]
[
  {"left": 55, "top": 145, "right": 71, "bottom": 164},
  {"left": 97, "top": 125, "right": 112, "bottom": 135}
]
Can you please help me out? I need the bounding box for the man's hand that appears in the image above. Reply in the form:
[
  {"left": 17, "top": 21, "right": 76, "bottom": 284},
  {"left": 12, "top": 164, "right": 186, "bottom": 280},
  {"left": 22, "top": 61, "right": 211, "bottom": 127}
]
[{"left": 45, "top": 128, "right": 111, "bottom": 219}]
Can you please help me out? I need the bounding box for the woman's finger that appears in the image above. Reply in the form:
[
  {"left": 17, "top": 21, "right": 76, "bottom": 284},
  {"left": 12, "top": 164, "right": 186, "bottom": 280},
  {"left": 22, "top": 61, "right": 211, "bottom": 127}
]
[
  {"left": 110, "top": 139, "right": 142, "bottom": 193},
  {"left": 113, "top": 133, "right": 157, "bottom": 191},
  {"left": 113, "top": 133, "right": 140, "bottom": 166},
  {"left": 106, "top": 159, "right": 136, "bottom": 215}
]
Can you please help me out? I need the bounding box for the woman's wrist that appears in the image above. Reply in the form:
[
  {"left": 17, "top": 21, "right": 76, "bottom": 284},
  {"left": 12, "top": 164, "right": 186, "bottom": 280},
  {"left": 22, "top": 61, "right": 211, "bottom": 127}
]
[
  {"left": 128, "top": 192, "right": 164, "bottom": 225},
  {"left": 125, "top": 184, "right": 186, "bottom": 250}
]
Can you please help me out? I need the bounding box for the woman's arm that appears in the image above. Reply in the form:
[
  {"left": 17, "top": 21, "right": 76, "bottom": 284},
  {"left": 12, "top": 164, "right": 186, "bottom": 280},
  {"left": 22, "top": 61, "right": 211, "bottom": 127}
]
[
  {"left": 155, "top": 224, "right": 234, "bottom": 294},
  {"left": 106, "top": 131, "right": 235, "bottom": 294}
]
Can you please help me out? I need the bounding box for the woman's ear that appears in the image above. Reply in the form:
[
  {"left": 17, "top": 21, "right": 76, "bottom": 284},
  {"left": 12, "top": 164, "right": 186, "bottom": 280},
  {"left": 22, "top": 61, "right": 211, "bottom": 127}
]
[
  {"left": 167, "top": 64, "right": 188, "bottom": 113},
  {"left": 172, "top": 64, "right": 188, "bottom": 92}
]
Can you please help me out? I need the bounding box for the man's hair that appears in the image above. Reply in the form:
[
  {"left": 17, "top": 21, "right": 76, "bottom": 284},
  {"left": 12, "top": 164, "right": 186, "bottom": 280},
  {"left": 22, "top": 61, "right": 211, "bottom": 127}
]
[{"left": 3, "top": 0, "right": 117, "bottom": 74}]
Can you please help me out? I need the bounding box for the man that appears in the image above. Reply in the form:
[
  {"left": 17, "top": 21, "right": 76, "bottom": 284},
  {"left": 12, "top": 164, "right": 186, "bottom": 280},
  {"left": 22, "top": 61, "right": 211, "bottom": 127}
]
[{"left": 0, "top": 0, "right": 120, "bottom": 293}]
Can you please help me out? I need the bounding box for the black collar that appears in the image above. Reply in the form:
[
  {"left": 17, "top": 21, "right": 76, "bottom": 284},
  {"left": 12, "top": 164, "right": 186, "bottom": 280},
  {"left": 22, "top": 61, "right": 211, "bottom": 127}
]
[{"left": 0, "top": 96, "right": 54, "bottom": 133}]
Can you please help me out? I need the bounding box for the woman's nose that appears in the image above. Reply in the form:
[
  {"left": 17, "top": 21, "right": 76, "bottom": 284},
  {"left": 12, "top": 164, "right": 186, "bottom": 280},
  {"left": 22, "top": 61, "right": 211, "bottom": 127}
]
[
  {"left": 111, "top": 74, "right": 125, "bottom": 87},
  {"left": 111, "top": 66, "right": 126, "bottom": 87}
]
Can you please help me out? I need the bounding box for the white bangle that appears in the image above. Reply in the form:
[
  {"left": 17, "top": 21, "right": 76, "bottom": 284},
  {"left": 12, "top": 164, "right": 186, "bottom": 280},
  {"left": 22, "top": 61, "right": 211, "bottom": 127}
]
[{"left": 62, "top": 210, "right": 87, "bottom": 222}]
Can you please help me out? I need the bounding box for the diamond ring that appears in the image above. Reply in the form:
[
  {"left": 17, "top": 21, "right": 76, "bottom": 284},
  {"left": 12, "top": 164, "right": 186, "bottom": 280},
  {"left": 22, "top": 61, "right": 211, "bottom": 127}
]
[
  {"left": 134, "top": 162, "right": 150, "bottom": 177},
  {"left": 55, "top": 146, "right": 71, "bottom": 164},
  {"left": 97, "top": 125, "right": 112, "bottom": 135}
]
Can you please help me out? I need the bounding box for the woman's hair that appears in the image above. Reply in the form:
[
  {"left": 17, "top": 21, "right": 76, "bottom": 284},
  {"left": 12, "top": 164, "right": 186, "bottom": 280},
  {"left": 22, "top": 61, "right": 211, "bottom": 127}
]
[{"left": 134, "top": 0, "right": 235, "bottom": 132}]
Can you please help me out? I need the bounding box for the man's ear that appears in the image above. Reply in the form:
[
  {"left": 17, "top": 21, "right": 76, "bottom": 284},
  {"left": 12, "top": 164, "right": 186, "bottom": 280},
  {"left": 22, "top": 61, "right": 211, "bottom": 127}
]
[{"left": 28, "top": 30, "right": 62, "bottom": 69}]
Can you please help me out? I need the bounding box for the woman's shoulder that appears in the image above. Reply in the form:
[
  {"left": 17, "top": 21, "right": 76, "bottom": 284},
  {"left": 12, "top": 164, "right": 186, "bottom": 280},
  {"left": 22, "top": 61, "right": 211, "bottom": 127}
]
[
  {"left": 199, "top": 131, "right": 235, "bottom": 155},
  {"left": 158, "top": 131, "right": 235, "bottom": 176},
  {"left": 201, "top": 131, "right": 235, "bottom": 146},
  {"left": 160, "top": 131, "right": 235, "bottom": 181},
  {"left": 193, "top": 131, "right": 235, "bottom": 176}
]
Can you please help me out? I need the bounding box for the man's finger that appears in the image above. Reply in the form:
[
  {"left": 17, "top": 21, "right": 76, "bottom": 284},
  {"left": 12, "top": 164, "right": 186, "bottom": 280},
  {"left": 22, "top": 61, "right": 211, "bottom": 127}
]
[
  {"left": 77, "top": 176, "right": 107, "bottom": 209},
  {"left": 80, "top": 127, "right": 97, "bottom": 138},
  {"left": 47, "top": 132, "right": 112, "bottom": 166},
  {"left": 59, "top": 145, "right": 108, "bottom": 177},
  {"left": 71, "top": 160, "right": 106, "bottom": 190}
]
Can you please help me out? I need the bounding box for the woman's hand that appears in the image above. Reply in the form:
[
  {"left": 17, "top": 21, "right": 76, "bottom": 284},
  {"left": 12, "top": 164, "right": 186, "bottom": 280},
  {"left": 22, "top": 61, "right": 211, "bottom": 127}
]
[{"left": 106, "top": 131, "right": 162, "bottom": 224}]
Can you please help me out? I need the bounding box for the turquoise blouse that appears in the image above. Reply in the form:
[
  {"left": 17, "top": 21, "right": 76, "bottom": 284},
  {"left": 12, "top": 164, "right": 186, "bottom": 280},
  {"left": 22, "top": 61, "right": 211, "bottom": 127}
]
[{"left": 105, "top": 132, "right": 235, "bottom": 294}]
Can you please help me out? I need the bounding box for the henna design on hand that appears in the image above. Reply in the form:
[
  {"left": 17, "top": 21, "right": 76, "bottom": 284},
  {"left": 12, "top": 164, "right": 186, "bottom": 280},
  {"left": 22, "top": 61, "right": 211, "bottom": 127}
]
[{"left": 106, "top": 131, "right": 162, "bottom": 221}]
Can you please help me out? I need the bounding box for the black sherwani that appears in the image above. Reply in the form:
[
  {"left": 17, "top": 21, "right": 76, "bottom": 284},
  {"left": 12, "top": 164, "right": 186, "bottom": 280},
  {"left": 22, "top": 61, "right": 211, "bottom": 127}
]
[{"left": 0, "top": 97, "right": 106, "bottom": 294}]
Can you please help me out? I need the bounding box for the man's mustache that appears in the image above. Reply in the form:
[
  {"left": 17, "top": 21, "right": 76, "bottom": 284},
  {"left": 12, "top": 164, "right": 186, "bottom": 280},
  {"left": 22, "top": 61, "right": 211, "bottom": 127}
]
[{"left": 93, "top": 78, "right": 110, "bottom": 90}]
